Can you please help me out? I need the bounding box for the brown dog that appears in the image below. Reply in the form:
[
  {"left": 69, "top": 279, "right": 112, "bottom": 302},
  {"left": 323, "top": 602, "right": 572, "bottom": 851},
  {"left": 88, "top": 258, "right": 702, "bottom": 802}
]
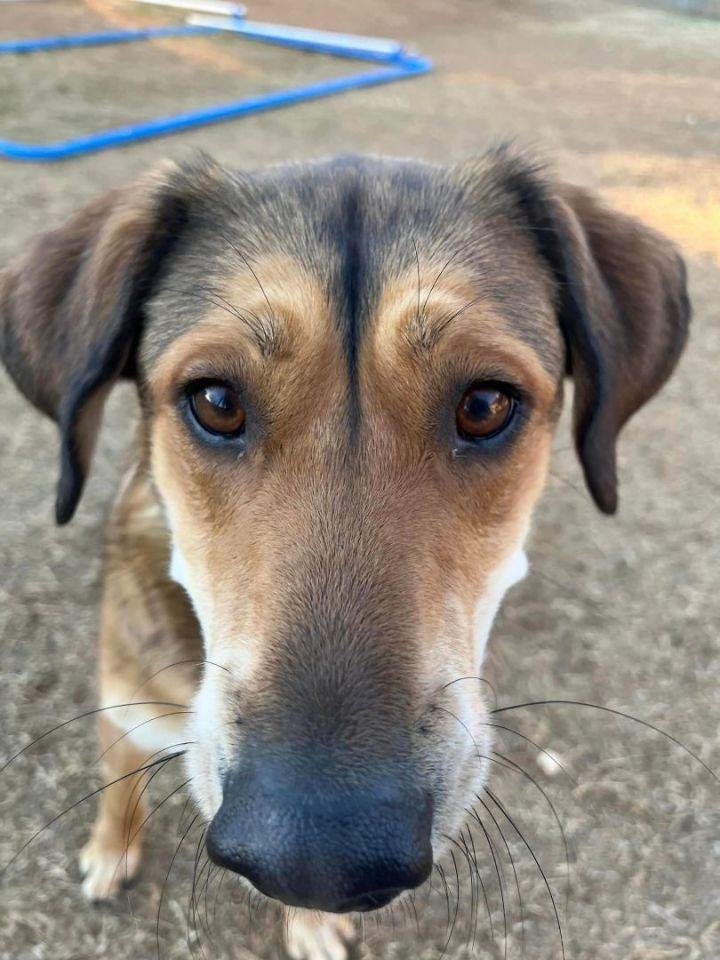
[{"left": 0, "top": 149, "right": 689, "bottom": 960}]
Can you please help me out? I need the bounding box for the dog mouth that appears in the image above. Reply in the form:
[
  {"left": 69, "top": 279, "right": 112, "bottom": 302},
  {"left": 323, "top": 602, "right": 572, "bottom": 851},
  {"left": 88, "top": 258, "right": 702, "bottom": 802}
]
[
  {"left": 242, "top": 883, "right": 406, "bottom": 914},
  {"left": 205, "top": 834, "right": 434, "bottom": 915},
  {"left": 334, "top": 887, "right": 406, "bottom": 913}
]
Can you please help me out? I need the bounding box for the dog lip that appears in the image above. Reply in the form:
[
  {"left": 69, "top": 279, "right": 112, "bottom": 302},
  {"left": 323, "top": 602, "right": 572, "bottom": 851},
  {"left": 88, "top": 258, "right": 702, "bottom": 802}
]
[
  {"left": 335, "top": 887, "right": 405, "bottom": 913},
  {"left": 222, "top": 881, "right": 404, "bottom": 914}
]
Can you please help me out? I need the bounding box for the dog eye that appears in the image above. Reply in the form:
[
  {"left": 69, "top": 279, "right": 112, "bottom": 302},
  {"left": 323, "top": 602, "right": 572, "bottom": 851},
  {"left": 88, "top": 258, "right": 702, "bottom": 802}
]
[
  {"left": 456, "top": 383, "right": 515, "bottom": 440},
  {"left": 189, "top": 382, "right": 246, "bottom": 437}
]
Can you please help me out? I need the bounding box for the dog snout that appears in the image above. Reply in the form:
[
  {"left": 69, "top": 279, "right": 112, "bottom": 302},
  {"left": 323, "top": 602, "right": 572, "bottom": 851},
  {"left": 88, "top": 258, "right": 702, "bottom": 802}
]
[{"left": 205, "top": 751, "right": 433, "bottom": 912}]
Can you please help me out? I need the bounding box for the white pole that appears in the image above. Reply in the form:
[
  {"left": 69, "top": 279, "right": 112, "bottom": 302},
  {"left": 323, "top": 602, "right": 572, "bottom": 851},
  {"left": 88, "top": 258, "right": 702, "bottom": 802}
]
[
  {"left": 130, "top": 0, "right": 246, "bottom": 16},
  {"left": 186, "top": 14, "right": 404, "bottom": 58}
]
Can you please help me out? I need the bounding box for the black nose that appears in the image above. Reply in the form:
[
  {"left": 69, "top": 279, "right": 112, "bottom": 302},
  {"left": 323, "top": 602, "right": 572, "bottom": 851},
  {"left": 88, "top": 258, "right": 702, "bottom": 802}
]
[{"left": 205, "top": 753, "right": 433, "bottom": 913}]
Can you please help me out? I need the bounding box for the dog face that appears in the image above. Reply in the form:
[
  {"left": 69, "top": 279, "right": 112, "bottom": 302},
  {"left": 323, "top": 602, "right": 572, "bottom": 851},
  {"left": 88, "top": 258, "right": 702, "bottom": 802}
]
[{"left": 0, "top": 151, "right": 689, "bottom": 913}]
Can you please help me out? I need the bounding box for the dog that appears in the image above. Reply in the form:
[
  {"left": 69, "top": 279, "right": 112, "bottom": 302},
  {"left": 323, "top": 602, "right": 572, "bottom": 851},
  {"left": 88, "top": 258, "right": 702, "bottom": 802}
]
[{"left": 0, "top": 148, "right": 689, "bottom": 960}]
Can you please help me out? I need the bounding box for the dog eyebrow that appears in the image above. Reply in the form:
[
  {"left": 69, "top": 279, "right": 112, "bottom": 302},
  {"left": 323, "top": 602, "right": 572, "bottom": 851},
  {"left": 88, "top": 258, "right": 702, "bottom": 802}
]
[
  {"left": 403, "top": 294, "right": 486, "bottom": 353},
  {"left": 212, "top": 292, "right": 282, "bottom": 358},
  {"left": 219, "top": 236, "right": 285, "bottom": 358},
  {"left": 161, "top": 285, "right": 283, "bottom": 358}
]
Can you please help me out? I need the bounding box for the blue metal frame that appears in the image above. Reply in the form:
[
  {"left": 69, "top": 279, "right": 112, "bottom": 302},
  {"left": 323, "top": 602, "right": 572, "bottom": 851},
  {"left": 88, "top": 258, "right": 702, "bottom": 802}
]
[
  {"left": 0, "top": 15, "right": 432, "bottom": 162},
  {"left": 0, "top": 24, "right": 218, "bottom": 54}
]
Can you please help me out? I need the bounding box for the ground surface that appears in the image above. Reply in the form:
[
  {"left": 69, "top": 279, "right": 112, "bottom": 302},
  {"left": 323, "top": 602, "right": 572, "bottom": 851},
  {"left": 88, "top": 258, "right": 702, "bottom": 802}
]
[{"left": 0, "top": 1, "right": 719, "bottom": 958}]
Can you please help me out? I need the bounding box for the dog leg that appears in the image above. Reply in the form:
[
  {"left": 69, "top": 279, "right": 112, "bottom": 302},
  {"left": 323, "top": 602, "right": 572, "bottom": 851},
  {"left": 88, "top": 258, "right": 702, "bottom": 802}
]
[
  {"left": 79, "top": 463, "right": 201, "bottom": 901},
  {"left": 285, "top": 910, "right": 355, "bottom": 960},
  {"left": 79, "top": 714, "right": 155, "bottom": 901}
]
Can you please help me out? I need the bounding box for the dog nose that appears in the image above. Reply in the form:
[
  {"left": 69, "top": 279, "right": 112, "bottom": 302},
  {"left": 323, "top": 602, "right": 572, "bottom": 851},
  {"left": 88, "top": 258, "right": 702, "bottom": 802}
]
[{"left": 205, "top": 754, "right": 433, "bottom": 913}]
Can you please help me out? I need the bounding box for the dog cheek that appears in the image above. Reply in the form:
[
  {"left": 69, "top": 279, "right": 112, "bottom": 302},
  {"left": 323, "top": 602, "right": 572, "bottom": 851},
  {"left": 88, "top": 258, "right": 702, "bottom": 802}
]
[
  {"left": 472, "top": 543, "right": 529, "bottom": 668},
  {"left": 186, "top": 677, "right": 226, "bottom": 819},
  {"left": 431, "top": 686, "right": 493, "bottom": 851},
  {"left": 169, "top": 541, "right": 218, "bottom": 646},
  {"left": 430, "top": 543, "right": 530, "bottom": 847}
]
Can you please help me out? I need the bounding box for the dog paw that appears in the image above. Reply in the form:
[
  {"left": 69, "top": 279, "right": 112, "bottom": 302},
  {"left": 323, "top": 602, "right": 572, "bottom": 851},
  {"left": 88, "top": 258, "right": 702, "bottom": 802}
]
[
  {"left": 79, "top": 836, "right": 142, "bottom": 902},
  {"left": 285, "top": 911, "right": 355, "bottom": 960}
]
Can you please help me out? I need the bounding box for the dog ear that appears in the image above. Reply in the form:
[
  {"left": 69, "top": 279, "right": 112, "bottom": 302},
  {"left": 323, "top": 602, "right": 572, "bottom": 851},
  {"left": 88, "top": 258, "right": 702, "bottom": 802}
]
[
  {"left": 0, "top": 161, "right": 194, "bottom": 525},
  {"left": 501, "top": 158, "right": 690, "bottom": 513}
]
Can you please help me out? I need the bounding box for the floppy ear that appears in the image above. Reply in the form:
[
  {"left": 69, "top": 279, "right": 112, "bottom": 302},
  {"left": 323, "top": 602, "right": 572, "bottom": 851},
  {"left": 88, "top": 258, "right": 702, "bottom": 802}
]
[
  {"left": 503, "top": 161, "right": 690, "bottom": 514},
  {"left": 0, "top": 162, "right": 191, "bottom": 525}
]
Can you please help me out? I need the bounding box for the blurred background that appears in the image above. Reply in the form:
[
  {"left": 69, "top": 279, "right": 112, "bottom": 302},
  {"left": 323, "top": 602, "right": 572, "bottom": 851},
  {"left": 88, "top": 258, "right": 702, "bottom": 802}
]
[{"left": 0, "top": 1, "right": 719, "bottom": 958}]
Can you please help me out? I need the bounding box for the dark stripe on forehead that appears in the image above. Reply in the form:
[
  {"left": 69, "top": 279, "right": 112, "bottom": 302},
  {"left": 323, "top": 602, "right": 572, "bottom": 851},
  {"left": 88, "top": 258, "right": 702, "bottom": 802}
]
[
  {"left": 338, "top": 178, "right": 364, "bottom": 384},
  {"left": 318, "top": 167, "right": 376, "bottom": 425}
]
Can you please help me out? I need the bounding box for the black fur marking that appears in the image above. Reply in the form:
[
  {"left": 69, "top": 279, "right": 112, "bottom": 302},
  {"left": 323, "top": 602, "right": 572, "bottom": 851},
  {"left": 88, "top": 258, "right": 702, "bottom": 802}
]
[{"left": 338, "top": 180, "right": 364, "bottom": 382}]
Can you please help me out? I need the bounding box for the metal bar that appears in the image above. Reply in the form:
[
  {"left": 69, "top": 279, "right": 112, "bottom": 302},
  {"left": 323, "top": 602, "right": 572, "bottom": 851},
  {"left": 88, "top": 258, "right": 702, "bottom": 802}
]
[
  {"left": 0, "top": 24, "right": 218, "bottom": 54},
  {"left": 0, "top": 56, "right": 432, "bottom": 161},
  {"left": 186, "top": 13, "right": 405, "bottom": 62},
  {"left": 130, "top": 0, "right": 246, "bottom": 16}
]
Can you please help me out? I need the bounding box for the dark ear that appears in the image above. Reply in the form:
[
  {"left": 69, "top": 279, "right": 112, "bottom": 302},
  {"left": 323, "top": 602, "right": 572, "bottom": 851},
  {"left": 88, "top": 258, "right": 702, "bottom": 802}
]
[
  {"left": 503, "top": 161, "right": 690, "bottom": 513},
  {"left": 0, "top": 161, "right": 192, "bottom": 524}
]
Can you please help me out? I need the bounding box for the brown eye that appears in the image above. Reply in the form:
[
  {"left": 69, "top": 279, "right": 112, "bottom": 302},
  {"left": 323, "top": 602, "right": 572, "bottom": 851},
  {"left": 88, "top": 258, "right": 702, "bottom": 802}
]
[
  {"left": 189, "top": 382, "right": 246, "bottom": 437},
  {"left": 456, "top": 384, "right": 515, "bottom": 440}
]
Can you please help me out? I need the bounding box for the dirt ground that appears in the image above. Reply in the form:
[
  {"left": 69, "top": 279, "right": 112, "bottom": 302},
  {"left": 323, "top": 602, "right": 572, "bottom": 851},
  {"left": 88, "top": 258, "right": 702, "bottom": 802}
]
[{"left": 0, "top": 1, "right": 719, "bottom": 958}]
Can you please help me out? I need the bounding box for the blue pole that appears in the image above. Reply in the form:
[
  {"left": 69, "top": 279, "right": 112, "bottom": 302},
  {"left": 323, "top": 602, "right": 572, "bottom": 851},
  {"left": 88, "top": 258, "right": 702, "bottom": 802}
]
[
  {"left": 0, "top": 25, "right": 219, "bottom": 55},
  {"left": 0, "top": 57, "right": 432, "bottom": 161}
]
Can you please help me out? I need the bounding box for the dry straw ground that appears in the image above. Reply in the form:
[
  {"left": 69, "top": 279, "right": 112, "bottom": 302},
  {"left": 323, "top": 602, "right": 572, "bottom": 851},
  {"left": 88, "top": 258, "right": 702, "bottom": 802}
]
[{"left": 1, "top": 1, "right": 719, "bottom": 958}]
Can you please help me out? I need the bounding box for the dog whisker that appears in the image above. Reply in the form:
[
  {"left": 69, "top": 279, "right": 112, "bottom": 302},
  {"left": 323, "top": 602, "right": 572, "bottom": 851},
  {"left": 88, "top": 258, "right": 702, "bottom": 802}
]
[
  {"left": 464, "top": 826, "right": 495, "bottom": 951},
  {"left": 201, "top": 864, "right": 221, "bottom": 948},
  {"left": 434, "top": 862, "right": 452, "bottom": 931},
  {"left": 211, "top": 867, "right": 228, "bottom": 927},
  {"left": 157, "top": 812, "right": 202, "bottom": 960},
  {"left": 433, "top": 704, "right": 484, "bottom": 755},
  {"left": 491, "top": 699, "right": 720, "bottom": 784},
  {"left": 411, "top": 235, "right": 422, "bottom": 327},
  {"left": 456, "top": 826, "right": 485, "bottom": 951},
  {"left": 127, "top": 776, "right": 193, "bottom": 871},
  {"left": 176, "top": 791, "right": 196, "bottom": 836},
  {"left": 472, "top": 798, "right": 527, "bottom": 958},
  {"left": 0, "top": 701, "right": 190, "bottom": 776},
  {"left": 486, "top": 787, "right": 566, "bottom": 960},
  {"left": 162, "top": 285, "right": 277, "bottom": 358},
  {"left": 106, "top": 771, "right": 192, "bottom": 900},
  {"left": 127, "top": 657, "right": 231, "bottom": 703},
  {"left": 404, "top": 236, "right": 480, "bottom": 352},
  {"left": 437, "top": 673, "right": 499, "bottom": 710},
  {"left": 420, "top": 236, "right": 479, "bottom": 322},
  {"left": 1, "top": 749, "right": 187, "bottom": 877},
  {"left": 117, "top": 740, "right": 196, "bottom": 846},
  {"left": 487, "top": 721, "right": 576, "bottom": 784},
  {"left": 488, "top": 751, "right": 572, "bottom": 916},
  {"left": 547, "top": 467, "right": 593, "bottom": 502},
  {"left": 444, "top": 849, "right": 463, "bottom": 958},
  {"left": 457, "top": 830, "right": 479, "bottom": 948},
  {"left": 188, "top": 827, "right": 210, "bottom": 960},
  {"left": 430, "top": 294, "right": 487, "bottom": 344},
  {"left": 531, "top": 567, "right": 623, "bottom": 624},
  {"left": 434, "top": 697, "right": 565, "bottom": 949},
  {"left": 97, "top": 710, "right": 193, "bottom": 764},
  {"left": 468, "top": 817, "right": 506, "bottom": 955},
  {"left": 407, "top": 889, "right": 420, "bottom": 935},
  {"left": 194, "top": 855, "right": 216, "bottom": 956},
  {"left": 465, "top": 825, "right": 485, "bottom": 950},
  {"left": 222, "top": 234, "right": 283, "bottom": 358},
  {"left": 434, "top": 686, "right": 572, "bottom": 945},
  {"left": 222, "top": 234, "right": 276, "bottom": 317},
  {"left": 120, "top": 755, "right": 178, "bottom": 883}
]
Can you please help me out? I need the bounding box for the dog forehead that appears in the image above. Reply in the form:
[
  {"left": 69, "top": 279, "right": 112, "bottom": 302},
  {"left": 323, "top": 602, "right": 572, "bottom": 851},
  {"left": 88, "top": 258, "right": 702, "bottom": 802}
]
[{"left": 140, "top": 155, "right": 562, "bottom": 379}]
